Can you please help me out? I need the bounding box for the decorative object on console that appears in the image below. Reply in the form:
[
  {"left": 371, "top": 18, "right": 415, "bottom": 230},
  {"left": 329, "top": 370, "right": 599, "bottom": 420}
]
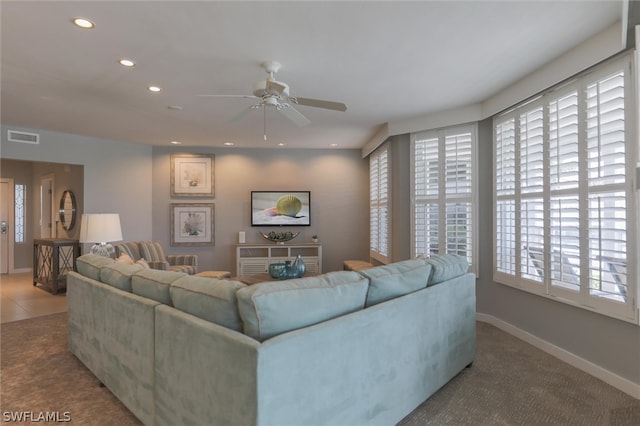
[
  {"left": 170, "top": 203, "right": 214, "bottom": 246},
  {"left": 170, "top": 153, "right": 215, "bottom": 197},
  {"left": 268, "top": 256, "right": 306, "bottom": 280},
  {"left": 79, "top": 213, "right": 123, "bottom": 257},
  {"left": 260, "top": 230, "right": 299, "bottom": 244},
  {"left": 292, "top": 254, "right": 306, "bottom": 277},
  {"left": 312, "top": 234, "right": 319, "bottom": 243},
  {"left": 269, "top": 262, "right": 288, "bottom": 279},
  {"left": 251, "top": 191, "right": 310, "bottom": 226}
]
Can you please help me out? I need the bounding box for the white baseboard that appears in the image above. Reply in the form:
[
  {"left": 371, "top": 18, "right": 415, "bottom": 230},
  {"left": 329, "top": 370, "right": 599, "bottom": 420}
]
[
  {"left": 10, "top": 267, "right": 31, "bottom": 274},
  {"left": 476, "top": 313, "right": 640, "bottom": 400}
]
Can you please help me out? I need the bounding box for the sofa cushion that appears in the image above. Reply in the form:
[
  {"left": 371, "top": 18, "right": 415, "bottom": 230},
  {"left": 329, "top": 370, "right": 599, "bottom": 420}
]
[
  {"left": 425, "top": 254, "right": 469, "bottom": 285},
  {"left": 100, "top": 262, "right": 144, "bottom": 292},
  {"left": 131, "top": 269, "right": 186, "bottom": 305},
  {"left": 170, "top": 276, "right": 246, "bottom": 331},
  {"left": 76, "top": 254, "right": 115, "bottom": 281},
  {"left": 236, "top": 271, "right": 369, "bottom": 342},
  {"left": 360, "top": 259, "right": 432, "bottom": 307}
]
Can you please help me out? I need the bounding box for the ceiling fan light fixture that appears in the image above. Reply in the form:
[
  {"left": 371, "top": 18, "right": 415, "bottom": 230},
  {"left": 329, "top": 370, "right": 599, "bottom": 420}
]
[{"left": 263, "top": 97, "right": 279, "bottom": 107}]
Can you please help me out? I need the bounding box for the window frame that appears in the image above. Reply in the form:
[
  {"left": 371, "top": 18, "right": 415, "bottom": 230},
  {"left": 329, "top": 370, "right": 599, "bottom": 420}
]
[
  {"left": 369, "top": 142, "right": 391, "bottom": 264},
  {"left": 410, "top": 123, "right": 478, "bottom": 274},
  {"left": 493, "top": 54, "right": 638, "bottom": 324}
]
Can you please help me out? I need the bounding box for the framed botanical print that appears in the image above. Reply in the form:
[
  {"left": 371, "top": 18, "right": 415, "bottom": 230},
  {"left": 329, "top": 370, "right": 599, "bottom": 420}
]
[
  {"left": 170, "top": 153, "right": 215, "bottom": 197},
  {"left": 170, "top": 203, "right": 215, "bottom": 246}
]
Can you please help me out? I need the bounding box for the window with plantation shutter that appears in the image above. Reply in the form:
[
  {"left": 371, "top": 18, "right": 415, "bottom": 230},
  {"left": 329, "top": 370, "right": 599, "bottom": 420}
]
[
  {"left": 370, "top": 143, "right": 390, "bottom": 263},
  {"left": 493, "top": 54, "right": 637, "bottom": 323},
  {"left": 411, "top": 124, "right": 477, "bottom": 273}
]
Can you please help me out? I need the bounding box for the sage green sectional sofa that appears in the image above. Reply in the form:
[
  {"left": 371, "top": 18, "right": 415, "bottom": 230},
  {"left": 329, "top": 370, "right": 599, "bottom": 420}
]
[{"left": 67, "top": 253, "right": 476, "bottom": 426}]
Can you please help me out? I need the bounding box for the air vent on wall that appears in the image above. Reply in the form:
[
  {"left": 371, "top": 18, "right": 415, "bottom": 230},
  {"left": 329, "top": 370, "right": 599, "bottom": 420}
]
[{"left": 7, "top": 130, "right": 39, "bottom": 144}]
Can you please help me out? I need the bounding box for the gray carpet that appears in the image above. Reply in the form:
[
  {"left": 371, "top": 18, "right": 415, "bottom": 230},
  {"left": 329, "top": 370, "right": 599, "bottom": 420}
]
[{"left": 1, "top": 313, "right": 638, "bottom": 425}]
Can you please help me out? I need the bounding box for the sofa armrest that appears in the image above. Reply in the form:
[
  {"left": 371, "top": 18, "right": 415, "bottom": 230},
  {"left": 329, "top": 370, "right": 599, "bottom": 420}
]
[
  {"left": 148, "top": 260, "right": 170, "bottom": 271},
  {"left": 167, "top": 254, "right": 198, "bottom": 268}
]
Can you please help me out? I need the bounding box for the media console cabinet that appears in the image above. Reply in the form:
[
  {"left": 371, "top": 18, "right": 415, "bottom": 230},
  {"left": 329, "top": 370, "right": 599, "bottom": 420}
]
[{"left": 236, "top": 243, "right": 322, "bottom": 277}]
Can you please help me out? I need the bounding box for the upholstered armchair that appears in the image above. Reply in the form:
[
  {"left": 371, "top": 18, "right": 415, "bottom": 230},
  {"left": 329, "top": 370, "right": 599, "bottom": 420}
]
[{"left": 115, "top": 241, "right": 198, "bottom": 275}]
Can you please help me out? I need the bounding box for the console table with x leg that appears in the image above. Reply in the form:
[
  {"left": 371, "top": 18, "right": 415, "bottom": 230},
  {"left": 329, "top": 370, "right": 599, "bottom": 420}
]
[{"left": 33, "top": 238, "right": 81, "bottom": 294}]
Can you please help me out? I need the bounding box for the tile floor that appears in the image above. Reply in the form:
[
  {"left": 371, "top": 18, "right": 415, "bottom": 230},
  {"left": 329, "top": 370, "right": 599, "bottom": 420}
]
[{"left": 0, "top": 272, "right": 68, "bottom": 324}]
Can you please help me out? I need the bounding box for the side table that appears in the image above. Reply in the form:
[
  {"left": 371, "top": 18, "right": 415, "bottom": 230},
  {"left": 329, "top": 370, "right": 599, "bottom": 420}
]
[{"left": 33, "top": 238, "right": 81, "bottom": 294}]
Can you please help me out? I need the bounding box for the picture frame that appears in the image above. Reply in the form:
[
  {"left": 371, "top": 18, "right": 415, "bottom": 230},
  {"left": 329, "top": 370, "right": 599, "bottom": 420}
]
[
  {"left": 170, "top": 153, "right": 215, "bottom": 197},
  {"left": 170, "top": 203, "right": 215, "bottom": 246}
]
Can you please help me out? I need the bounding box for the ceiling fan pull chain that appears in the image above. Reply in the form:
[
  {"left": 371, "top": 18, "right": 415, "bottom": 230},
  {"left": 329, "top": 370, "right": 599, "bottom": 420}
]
[{"left": 263, "top": 107, "right": 267, "bottom": 141}]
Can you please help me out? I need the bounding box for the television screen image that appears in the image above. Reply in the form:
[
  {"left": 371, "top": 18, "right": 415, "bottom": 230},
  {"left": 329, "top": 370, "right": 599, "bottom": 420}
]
[{"left": 251, "top": 191, "right": 310, "bottom": 226}]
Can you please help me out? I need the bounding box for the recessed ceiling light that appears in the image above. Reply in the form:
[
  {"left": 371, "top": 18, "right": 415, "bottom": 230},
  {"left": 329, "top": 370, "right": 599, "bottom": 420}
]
[
  {"left": 223, "top": 142, "right": 235, "bottom": 146},
  {"left": 148, "top": 86, "right": 161, "bottom": 92},
  {"left": 170, "top": 141, "right": 182, "bottom": 145},
  {"left": 119, "top": 58, "right": 135, "bottom": 67},
  {"left": 329, "top": 143, "right": 338, "bottom": 147},
  {"left": 72, "top": 17, "right": 95, "bottom": 29},
  {"left": 277, "top": 143, "right": 287, "bottom": 147}
]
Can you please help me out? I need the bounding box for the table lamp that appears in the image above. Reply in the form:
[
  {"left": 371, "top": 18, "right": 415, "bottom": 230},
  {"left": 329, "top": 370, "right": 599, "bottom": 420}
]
[{"left": 79, "top": 213, "right": 123, "bottom": 257}]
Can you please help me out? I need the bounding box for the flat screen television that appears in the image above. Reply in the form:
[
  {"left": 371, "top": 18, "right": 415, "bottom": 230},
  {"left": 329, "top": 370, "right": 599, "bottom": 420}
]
[{"left": 251, "top": 191, "right": 311, "bottom": 226}]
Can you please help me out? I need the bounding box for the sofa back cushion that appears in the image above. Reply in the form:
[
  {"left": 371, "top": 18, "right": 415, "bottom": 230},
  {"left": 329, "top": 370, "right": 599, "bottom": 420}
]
[
  {"left": 360, "top": 259, "right": 432, "bottom": 307},
  {"left": 76, "top": 254, "right": 115, "bottom": 281},
  {"left": 425, "top": 254, "right": 469, "bottom": 285},
  {"left": 170, "top": 276, "right": 246, "bottom": 331},
  {"left": 100, "top": 262, "right": 143, "bottom": 292},
  {"left": 131, "top": 269, "right": 186, "bottom": 305},
  {"left": 236, "top": 271, "right": 369, "bottom": 342}
]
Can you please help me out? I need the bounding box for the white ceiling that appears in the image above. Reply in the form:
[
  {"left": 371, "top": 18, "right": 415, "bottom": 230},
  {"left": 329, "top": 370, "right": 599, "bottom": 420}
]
[{"left": 0, "top": 1, "right": 624, "bottom": 150}]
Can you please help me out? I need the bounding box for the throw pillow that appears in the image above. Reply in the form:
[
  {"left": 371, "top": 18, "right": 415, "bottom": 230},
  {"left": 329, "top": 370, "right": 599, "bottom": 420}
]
[
  {"left": 117, "top": 253, "right": 135, "bottom": 265},
  {"left": 136, "top": 258, "right": 151, "bottom": 269}
]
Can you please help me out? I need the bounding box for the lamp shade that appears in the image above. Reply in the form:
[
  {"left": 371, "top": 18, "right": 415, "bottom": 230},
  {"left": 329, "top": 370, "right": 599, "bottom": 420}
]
[{"left": 79, "top": 213, "right": 123, "bottom": 244}]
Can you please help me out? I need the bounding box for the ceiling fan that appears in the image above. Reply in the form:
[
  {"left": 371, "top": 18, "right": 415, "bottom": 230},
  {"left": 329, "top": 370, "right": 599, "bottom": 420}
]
[{"left": 199, "top": 61, "right": 347, "bottom": 140}]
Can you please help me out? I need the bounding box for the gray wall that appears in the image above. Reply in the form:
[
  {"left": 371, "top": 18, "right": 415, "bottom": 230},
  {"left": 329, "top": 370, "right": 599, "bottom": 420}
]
[
  {"left": 1, "top": 125, "right": 154, "bottom": 255},
  {"left": 389, "top": 134, "right": 411, "bottom": 263},
  {"left": 152, "top": 146, "right": 370, "bottom": 273},
  {"left": 473, "top": 118, "right": 640, "bottom": 387},
  {"left": 0, "top": 127, "right": 370, "bottom": 274}
]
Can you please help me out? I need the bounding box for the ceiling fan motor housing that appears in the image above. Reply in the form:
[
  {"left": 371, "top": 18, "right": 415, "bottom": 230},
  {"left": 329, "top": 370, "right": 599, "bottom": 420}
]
[{"left": 252, "top": 79, "right": 289, "bottom": 98}]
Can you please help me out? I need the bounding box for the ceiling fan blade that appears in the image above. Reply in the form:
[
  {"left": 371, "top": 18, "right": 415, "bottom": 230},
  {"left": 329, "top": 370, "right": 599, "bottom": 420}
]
[
  {"left": 197, "top": 94, "right": 259, "bottom": 100},
  {"left": 228, "top": 105, "right": 259, "bottom": 124},
  {"left": 292, "top": 97, "right": 347, "bottom": 112},
  {"left": 279, "top": 105, "right": 311, "bottom": 127}
]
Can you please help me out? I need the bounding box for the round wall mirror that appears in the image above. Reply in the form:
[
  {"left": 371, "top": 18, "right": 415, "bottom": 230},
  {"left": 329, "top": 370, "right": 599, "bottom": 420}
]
[{"left": 59, "top": 190, "right": 77, "bottom": 231}]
